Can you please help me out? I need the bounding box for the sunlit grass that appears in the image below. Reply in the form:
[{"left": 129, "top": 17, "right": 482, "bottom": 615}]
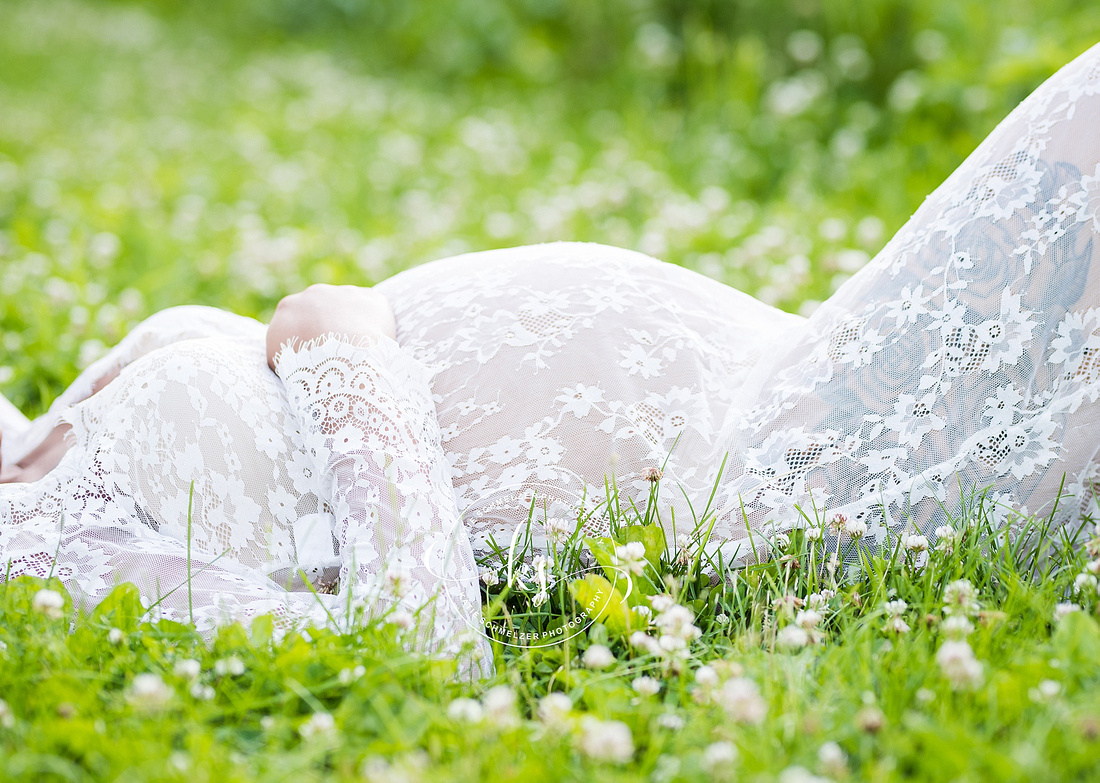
[
  {"left": 2, "top": 1, "right": 1100, "bottom": 780},
  {"left": 3, "top": 0, "right": 1098, "bottom": 413},
  {"left": 2, "top": 469, "right": 1099, "bottom": 781}
]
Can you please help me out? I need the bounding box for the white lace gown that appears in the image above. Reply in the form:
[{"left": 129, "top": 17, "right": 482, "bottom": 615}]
[{"left": 2, "top": 43, "right": 1099, "bottom": 667}]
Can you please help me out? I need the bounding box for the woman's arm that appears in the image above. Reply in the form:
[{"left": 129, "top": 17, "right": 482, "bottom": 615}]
[{"left": 268, "top": 286, "right": 490, "bottom": 675}]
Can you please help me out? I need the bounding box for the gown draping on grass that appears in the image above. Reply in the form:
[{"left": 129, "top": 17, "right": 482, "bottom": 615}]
[{"left": 1, "top": 43, "right": 1098, "bottom": 670}]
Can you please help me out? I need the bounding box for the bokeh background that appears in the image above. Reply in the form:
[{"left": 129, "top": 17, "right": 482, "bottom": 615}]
[{"left": 1, "top": 0, "right": 1098, "bottom": 415}]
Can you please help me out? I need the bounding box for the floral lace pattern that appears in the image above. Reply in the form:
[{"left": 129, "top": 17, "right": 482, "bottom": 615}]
[
  {"left": 713, "top": 43, "right": 1100, "bottom": 547},
  {"left": 1, "top": 44, "right": 1099, "bottom": 666},
  {"left": 373, "top": 243, "right": 805, "bottom": 559}
]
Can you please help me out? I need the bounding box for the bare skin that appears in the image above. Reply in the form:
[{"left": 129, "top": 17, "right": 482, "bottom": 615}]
[
  {"left": 1, "top": 284, "right": 396, "bottom": 484},
  {"left": 0, "top": 423, "right": 73, "bottom": 484},
  {"left": 265, "top": 284, "right": 397, "bottom": 370}
]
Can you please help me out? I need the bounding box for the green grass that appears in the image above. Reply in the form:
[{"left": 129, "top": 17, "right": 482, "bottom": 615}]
[
  {"left": 2, "top": 479, "right": 1099, "bottom": 781},
  {"left": 2, "top": 0, "right": 1100, "bottom": 780}
]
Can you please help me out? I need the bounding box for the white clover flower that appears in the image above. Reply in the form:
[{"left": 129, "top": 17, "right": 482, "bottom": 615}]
[
  {"left": 701, "top": 740, "right": 738, "bottom": 772},
  {"left": 479, "top": 567, "right": 500, "bottom": 586},
  {"left": 583, "top": 644, "right": 616, "bottom": 669},
  {"left": 778, "top": 764, "right": 830, "bottom": 783},
  {"left": 1040, "top": 680, "right": 1062, "bottom": 698},
  {"left": 189, "top": 683, "right": 215, "bottom": 701},
  {"left": 883, "top": 600, "right": 908, "bottom": 616},
  {"left": 613, "top": 542, "right": 648, "bottom": 576},
  {"left": 695, "top": 665, "right": 719, "bottom": 688},
  {"left": 649, "top": 594, "right": 676, "bottom": 613},
  {"left": 1053, "top": 602, "right": 1081, "bottom": 622},
  {"left": 828, "top": 514, "right": 847, "bottom": 534},
  {"left": 915, "top": 687, "right": 936, "bottom": 704},
  {"left": 1073, "top": 573, "right": 1098, "bottom": 595},
  {"left": 107, "top": 628, "right": 124, "bottom": 646},
  {"left": 1028, "top": 679, "right": 1062, "bottom": 702},
  {"left": 447, "top": 698, "right": 483, "bottom": 723},
  {"left": 0, "top": 699, "right": 14, "bottom": 728},
  {"left": 127, "top": 674, "right": 172, "bottom": 710},
  {"left": 843, "top": 518, "right": 868, "bottom": 539},
  {"left": 941, "top": 615, "right": 974, "bottom": 638},
  {"left": 943, "top": 579, "right": 980, "bottom": 616},
  {"left": 658, "top": 634, "right": 689, "bottom": 656},
  {"left": 338, "top": 665, "right": 367, "bottom": 685},
  {"left": 715, "top": 613, "right": 730, "bottom": 625},
  {"left": 634, "top": 605, "right": 653, "bottom": 621},
  {"left": 934, "top": 524, "right": 958, "bottom": 552},
  {"left": 360, "top": 756, "right": 390, "bottom": 780},
  {"left": 884, "top": 616, "right": 911, "bottom": 635},
  {"left": 482, "top": 685, "right": 520, "bottom": 729},
  {"left": 795, "top": 610, "right": 823, "bottom": 630},
  {"left": 817, "top": 741, "right": 847, "bottom": 776},
  {"left": 777, "top": 624, "right": 810, "bottom": 650},
  {"left": 32, "top": 589, "right": 65, "bottom": 619},
  {"left": 654, "top": 604, "right": 702, "bottom": 642},
  {"left": 632, "top": 676, "right": 661, "bottom": 697},
  {"left": 774, "top": 533, "right": 791, "bottom": 549},
  {"left": 173, "top": 659, "right": 202, "bottom": 680},
  {"left": 536, "top": 693, "right": 572, "bottom": 728},
  {"left": 716, "top": 677, "right": 767, "bottom": 724},
  {"left": 629, "top": 632, "right": 662, "bottom": 656},
  {"left": 855, "top": 705, "right": 885, "bottom": 733},
  {"left": 656, "top": 713, "right": 685, "bottom": 731},
  {"left": 805, "top": 526, "right": 824, "bottom": 542},
  {"left": 936, "top": 640, "right": 984, "bottom": 690},
  {"left": 384, "top": 563, "right": 413, "bottom": 597},
  {"left": 545, "top": 517, "right": 574, "bottom": 543},
  {"left": 1086, "top": 559, "right": 1100, "bottom": 575},
  {"left": 675, "top": 533, "right": 694, "bottom": 566},
  {"left": 214, "top": 656, "right": 245, "bottom": 677},
  {"left": 298, "top": 712, "right": 336, "bottom": 739},
  {"left": 643, "top": 466, "right": 663, "bottom": 483},
  {"left": 387, "top": 609, "right": 415, "bottom": 630},
  {"left": 903, "top": 533, "right": 929, "bottom": 553},
  {"left": 577, "top": 716, "right": 634, "bottom": 763}
]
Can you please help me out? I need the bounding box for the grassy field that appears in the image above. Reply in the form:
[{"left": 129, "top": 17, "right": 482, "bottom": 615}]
[{"left": 1, "top": 0, "right": 1100, "bottom": 780}]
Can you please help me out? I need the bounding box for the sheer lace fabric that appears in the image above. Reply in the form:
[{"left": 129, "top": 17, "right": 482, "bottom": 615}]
[
  {"left": 0, "top": 43, "right": 1098, "bottom": 665},
  {"left": 712, "top": 43, "right": 1100, "bottom": 548}
]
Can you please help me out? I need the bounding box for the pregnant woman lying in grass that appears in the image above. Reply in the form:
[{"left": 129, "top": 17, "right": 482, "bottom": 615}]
[{"left": 1, "top": 42, "right": 1098, "bottom": 674}]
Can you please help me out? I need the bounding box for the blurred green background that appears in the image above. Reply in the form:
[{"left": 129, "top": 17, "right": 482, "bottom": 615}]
[{"left": 1, "top": 0, "right": 1098, "bottom": 414}]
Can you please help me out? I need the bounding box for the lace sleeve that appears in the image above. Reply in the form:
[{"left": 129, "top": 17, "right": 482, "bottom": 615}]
[{"left": 273, "top": 335, "right": 490, "bottom": 675}]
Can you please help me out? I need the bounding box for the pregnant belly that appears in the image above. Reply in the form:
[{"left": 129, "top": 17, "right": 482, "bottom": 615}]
[{"left": 375, "top": 242, "right": 804, "bottom": 551}]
